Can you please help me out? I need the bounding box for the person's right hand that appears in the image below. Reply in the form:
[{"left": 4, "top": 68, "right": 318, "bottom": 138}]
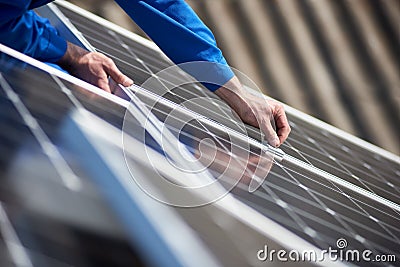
[
  {"left": 215, "top": 76, "right": 290, "bottom": 147},
  {"left": 57, "top": 42, "right": 133, "bottom": 92}
]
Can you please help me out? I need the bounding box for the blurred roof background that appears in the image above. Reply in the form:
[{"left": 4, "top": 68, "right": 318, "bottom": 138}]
[{"left": 67, "top": 0, "right": 399, "bottom": 155}]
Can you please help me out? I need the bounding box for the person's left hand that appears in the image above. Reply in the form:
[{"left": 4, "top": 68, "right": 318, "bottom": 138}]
[
  {"left": 57, "top": 42, "right": 133, "bottom": 92},
  {"left": 215, "top": 76, "right": 291, "bottom": 147}
]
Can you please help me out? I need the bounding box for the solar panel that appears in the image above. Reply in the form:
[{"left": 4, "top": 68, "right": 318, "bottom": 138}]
[
  {"left": 52, "top": 2, "right": 400, "bottom": 197},
  {"left": 0, "top": 52, "right": 143, "bottom": 267},
  {"left": 1, "top": 45, "right": 336, "bottom": 267},
  {"left": 1, "top": 1, "right": 399, "bottom": 266},
  {"left": 48, "top": 1, "right": 400, "bottom": 264},
  {"left": 0, "top": 46, "right": 229, "bottom": 267}
]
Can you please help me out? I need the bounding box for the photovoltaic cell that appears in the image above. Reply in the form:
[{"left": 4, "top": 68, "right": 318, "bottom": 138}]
[{"left": 283, "top": 116, "right": 400, "bottom": 205}]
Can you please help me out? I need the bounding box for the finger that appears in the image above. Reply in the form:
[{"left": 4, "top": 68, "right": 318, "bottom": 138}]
[
  {"left": 260, "top": 117, "right": 280, "bottom": 147},
  {"left": 97, "top": 78, "right": 112, "bottom": 93},
  {"left": 274, "top": 106, "right": 291, "bottom": 144},
  {"left": 103, "top": 58, "right": 133, "bottom": 86},
  {"left": 277, "top": 122, "right": 290, "bottom": 144},
  {"left": 108, "top": 78, "right": 120, "bottom": 94}
]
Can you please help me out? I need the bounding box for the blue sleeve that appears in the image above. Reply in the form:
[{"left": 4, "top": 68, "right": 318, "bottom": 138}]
[
  {"left": 0, "top": 1, "right": 67, "bottom": 63},
  {"left": 115, "top": 0, "right": 234, "bottom": 91}
]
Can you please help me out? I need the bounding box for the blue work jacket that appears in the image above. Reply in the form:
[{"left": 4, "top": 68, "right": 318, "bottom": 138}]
[{"left": 0, "top": 0, "right": 234, "bottom": 91}]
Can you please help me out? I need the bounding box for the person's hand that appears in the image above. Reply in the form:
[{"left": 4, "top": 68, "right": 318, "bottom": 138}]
[
  {"left": 215, "top": 76, "right": 290, "bottom": 147},
  {"left": 57, "top": 42, "right": 133, "bottom": 92}
]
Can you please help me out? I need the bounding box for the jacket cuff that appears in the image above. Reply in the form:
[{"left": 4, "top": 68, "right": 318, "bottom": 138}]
[
  {"left": 180, "top": 58, "right": 235, "bottom": 92},
  {"left": 42, "top": 29, "right": 67, "bottom": 63},
  {"left": 202, "top": 57, "right": 235, "bottom": 92}
]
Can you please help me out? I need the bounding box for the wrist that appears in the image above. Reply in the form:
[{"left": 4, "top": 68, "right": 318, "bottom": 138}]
[
  {"left": 57, "top": 42, "right": 89, "bottom": 73},
  {"left": 215, "top": 76, "right": 247, "bottom": 109}
]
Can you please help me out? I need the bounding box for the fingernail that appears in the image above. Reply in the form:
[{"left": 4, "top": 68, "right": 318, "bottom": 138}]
[{"left": 126, "top": 78, "right": 134, "bottom": 85}]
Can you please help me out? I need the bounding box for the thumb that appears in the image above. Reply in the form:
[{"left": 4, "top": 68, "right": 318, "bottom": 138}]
[
  {"left": 103, "top": 60, "right": 133, "bottom": 87},
  {"left": 260, "top": 119, "right": 280, "bottom": 147},
  {"left": 110, "top": 70, "right": 133, "bottom": 87}
]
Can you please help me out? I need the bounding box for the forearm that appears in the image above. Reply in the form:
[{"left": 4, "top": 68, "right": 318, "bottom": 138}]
[
  {"left": 57, "top": 41, "right": 90, "bottom": 73},
  {"left": 115, "top": 0, "right": 234, "bottom": 91},
  {"left": 0, "top": 9, "right": 67, "bottom": 62},
  {"left": 214, "top": 76, "right": 245, "bottom": 107},
  {"left": 214, "top": 76, "right": 259, "bottom": 130}
]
